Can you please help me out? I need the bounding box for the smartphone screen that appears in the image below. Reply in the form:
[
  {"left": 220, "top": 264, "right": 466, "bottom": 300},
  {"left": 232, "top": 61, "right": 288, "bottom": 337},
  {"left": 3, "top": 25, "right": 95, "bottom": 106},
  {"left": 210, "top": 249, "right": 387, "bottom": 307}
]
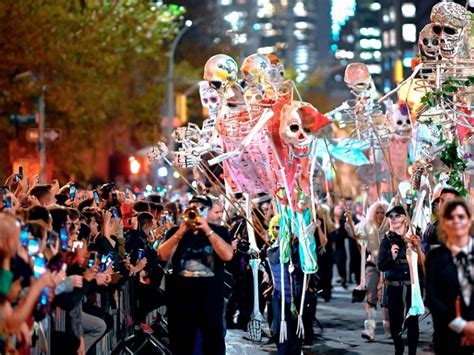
[
  {"left": 72, "top": 240, "right": 83, "bottom": 252},
  {"left": 110, "top": 207, "right": 119, "bottom": 219},
  {"left": 69, "top": 185, "right": 77, "bottom": 200},
  {"left": 137, "top": 248, "right": 145, "bottom": 260},
  {"left": 93, "top": 191, "right": 100, "bottom": 205},
  {"left": 18, "top": 166, "right": 23, "bottom": 180},
  {"left": 27, "top": 239, "right": 40, "bottom": 256},
  {"left": 99, "top": 254, "right": 107, "bottom": 272},
  {"left": 60, "top": 225, "right": 68, "bottom": 250},
  {"left": 88, "top": 252, "right": 96, "bottom": 268},
  {"left": 33, "top": 256, "right": 47, "bottom": 279},
  {"left": 2, "top": 188, "right": 11, "bottom": 209},
  {"left": 20, "top": 226, "right": 29, "bottom": 247}
]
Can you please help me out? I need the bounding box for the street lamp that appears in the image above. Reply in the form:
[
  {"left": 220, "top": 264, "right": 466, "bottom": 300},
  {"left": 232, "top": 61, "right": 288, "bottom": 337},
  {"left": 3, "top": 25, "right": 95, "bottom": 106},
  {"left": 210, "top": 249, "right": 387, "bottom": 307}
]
[{"left": 163, "top": 20, "right": 193, "bottom": 140}]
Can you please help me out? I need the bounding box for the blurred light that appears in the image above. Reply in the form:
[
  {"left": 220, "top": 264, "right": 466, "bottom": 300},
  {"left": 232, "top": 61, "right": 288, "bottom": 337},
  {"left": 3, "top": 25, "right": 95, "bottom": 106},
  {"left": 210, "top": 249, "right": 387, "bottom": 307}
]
[
  {"left": 185, "top": 20, "right": 193, "bottom": 27},
  {"left": 401, "top": 3, "right": 416, "bottom": 18},
  {"left": 373, "top": 51, "right": 382, "bottom": 59},
  {"left": 295, "top": 21, "right": 309, "bottom": 29},
  {"left": 224, "top": 11, "right": 244, "bottom": 30},
  {"left": 335, "top": 74, "right": 342, "bottom": 82},
  {"left": 129, "top": 157, "right": 140, "bottom": 174},
  {"left": 296, "top": 72, "right": 306, "bottom": 83},
  {"left": 295, "top": 44, "right": 308, "bottom": 64},
  {"left": 390, "top": 29, "right": 397, "bottom": 47},
  {"left": 253, "top": 23, "right": 261, "bottom": 30},
  {"left": 331, "top": 44, "right": 338, "bottom": 52},
  {"left": 389, "top": 8, "right": 396, "bottom": 22},
  {"left": 294, "top": 30, "right": 306, "bottom": 40},
  {"left": 258, "top": 0, "right": 275, "bottom": 18},
  {"left": 346, "top": 34, "right": 354, "bottom": 43},
  {"left": 369, "top": 3, "right": 381, "bottom": 11},
  {"left": 330, "top": 0, "right": 356, "bottom": 41},
  {"left": 294, "top": 1, "right": 308, "bottom": 17},
  {"left": 173, "top": 171, "right": 180, "bottom": 179},
  {"left": 367, "top": 64, "right": 382, "bottom": 74},
  {"left": 220, "top": 0, "right": 232, "bottom": 5},
  {"left": 360, "top": 27, "right": 381, "bottom": 37},
  {"left": 257, "top": 46, "right": 274, "bottom": 55},
  {"left": 383, "top": 14, "right": 390, "bottom": 23},
  {"left": 146, "top": 185, "right": 153, "bottom": 192},
  {"left": 360, "top": 52, "right": 373, "bottom": 60},
  {"left": 403, "top": 55, "right": 414, "bottom": 67},
  {"left": 335, "top": 49, "right": 354, "bottom": 59},
  {"left": 158, "top": 166, "right": 168, "bottom": 177},
  {"left": 360, "top": 38, "right": 382, "bottom": 49},
  {"left": 402, "top": 24, "right": 417, "bottom": 43}
]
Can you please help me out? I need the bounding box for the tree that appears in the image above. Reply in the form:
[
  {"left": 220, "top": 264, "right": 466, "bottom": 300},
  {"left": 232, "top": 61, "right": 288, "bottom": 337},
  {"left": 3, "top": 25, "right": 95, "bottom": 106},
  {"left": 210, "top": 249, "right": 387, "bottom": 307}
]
[{"left": 0, "top": 0, "right": 186, "bottom": 180}]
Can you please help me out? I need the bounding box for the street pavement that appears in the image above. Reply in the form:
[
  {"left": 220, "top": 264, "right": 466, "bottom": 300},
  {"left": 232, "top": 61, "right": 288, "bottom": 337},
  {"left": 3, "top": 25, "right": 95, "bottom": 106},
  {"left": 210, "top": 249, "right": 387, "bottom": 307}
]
[{"left": 226, "top": 282, "right": 435, "bottom": 354}]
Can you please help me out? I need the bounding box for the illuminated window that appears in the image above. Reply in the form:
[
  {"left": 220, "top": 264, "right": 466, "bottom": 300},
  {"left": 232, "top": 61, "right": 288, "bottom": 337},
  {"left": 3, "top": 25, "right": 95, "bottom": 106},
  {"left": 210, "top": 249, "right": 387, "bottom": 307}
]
[
  {"left": 389, "top": 7, "right": 396, "bottom": 22},
  {"left": 401, "top": 3, "right": 416, "bottom": 18},
  {"left": 360, "top": 38, "right": 382, "bottom": 50},
  {"left": 360, "top": 27, "right": 381, "bottom": 37},
  {"left": 383, "top": 14, "right": 389, "bottom": 23},
  {"left": 360, "top": 52, "right": 373, "bottom": 60},
  {"left": 294, "top": 1, "right": 308, "bottom": 17},
  {"left": 220, "top": 0, "right": 232, "bottom": 5},
  {"left": 367, "top": 64, "right": 382, "bottom": 74},
  {"left": 369, "top": 2, "right": 381, "bottom": 11},
  {"left": 383, "top": 31, "right": 390, "bottom": 47},
  {"left": 402, "top": 24, "right": 416, "bottom": 43},
  {"left": 389, "top": 29, "right": 397, "bottom": 47}
]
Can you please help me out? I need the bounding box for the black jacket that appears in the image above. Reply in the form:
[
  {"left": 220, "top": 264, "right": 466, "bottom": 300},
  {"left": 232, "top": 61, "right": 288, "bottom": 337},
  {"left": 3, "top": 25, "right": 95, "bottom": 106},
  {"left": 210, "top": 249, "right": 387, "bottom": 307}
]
[
  {"left": 377, "top": 231, "right": 410, "bottom": 282},
  {"left": 426, "top": 241, "right": 474, "bottom": 354}
]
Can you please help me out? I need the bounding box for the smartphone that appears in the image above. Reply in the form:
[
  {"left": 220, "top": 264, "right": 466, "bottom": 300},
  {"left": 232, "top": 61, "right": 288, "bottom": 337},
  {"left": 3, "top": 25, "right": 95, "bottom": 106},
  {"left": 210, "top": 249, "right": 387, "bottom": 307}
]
[
  {"left": 160, "top": 211, "right": 169, "bottom": 225},
  {"left": 110, "top": 207, "right": 119, "bottom": 219},
  {"left": 20, "top": 225, "right": 30, "bottom": 247},
  {"left": 2, "top": 188, "right": 11, "bottom": 209},
  {"left": 33, "top": 256, "right": 47, "bottom": 279},
  {"left": 137, "top": 248, "right": 145, "bottom": 260},
  {"left": 93, "top": 191, "right": 100, "bottom": 206},
  {"left": 15, "top": 166, "right": 23, "bottom": 182},
  {"left": 27, "top": 239, "right": 40, "bottom": 256},
  {"left": 60, "top": 225, "right": 68, "bottom": 250},
  {"left": 46, "top": 231, "right": 58, "bottom": 249},
  {"left": 111, "top": 192, "right": 118, "bottom": 204},
  {"left": 99, "top": 254, "right": 108, "bottom": 272},
  {"left": 69, "top": 185, "right": 77, "bottom": 200},
  {"left": 88, "top": 252, "right": 96, "bottom": 268},
  {"left": 72, "top": 240, "right": 83, "bottom": 252},
  {"left": 125, "top": 188, "right": 131, "bottom": 199},
  {"left": 33, "top": 256, "right": 49, "bottom": 306}
]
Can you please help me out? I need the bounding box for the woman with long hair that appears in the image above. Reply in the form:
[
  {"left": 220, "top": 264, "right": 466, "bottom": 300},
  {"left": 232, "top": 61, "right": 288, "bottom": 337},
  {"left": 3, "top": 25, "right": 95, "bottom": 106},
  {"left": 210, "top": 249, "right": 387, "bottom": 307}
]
[
  {"left": 329, "top": 204, "right": 349, "bottom": 288},
  {"left": 377, "top": 205, "right": 423, "bottom": 355},
  {"left": 426, "top": 198, "right": 474, "bottom": 354},
  {"left": 356, "top": 201, "right": 388, "bottom": 341}
]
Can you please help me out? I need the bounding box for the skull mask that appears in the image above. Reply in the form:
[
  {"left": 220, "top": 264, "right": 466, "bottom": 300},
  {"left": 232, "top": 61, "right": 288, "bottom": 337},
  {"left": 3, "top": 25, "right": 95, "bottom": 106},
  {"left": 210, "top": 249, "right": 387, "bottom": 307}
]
[
  {"left": 266, "top": 53, "right": 285, "bottom": 86},
  {"left": 203, "top": 54, "right": 239, "bottom": 95},
  {"left": 240, "top": 53, "right": 271, "bottom": 85},
  {"left": 280, "top": 102, "right": 330, "bottom": 158},
  {"left": 344, "top": 63, "right": 372, "bottom": 95},
  {"left": 199, "top": 81, "right": 221, "bottom": 119},
  {"left": 418, "top": 24, "right": 440, "bottom": 60},
  {"left": 387, "top": 103, "right": 412, "bottom": 140},
  {"left": 430, "top": 2, "right": 469, "bottom": 59}
]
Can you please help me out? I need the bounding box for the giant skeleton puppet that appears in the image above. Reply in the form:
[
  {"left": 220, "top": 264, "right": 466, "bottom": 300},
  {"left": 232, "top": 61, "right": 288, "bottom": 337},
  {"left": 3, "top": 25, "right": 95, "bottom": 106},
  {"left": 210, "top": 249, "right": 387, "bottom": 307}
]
[{"left": 199, "top": 52, "right": 332, "bottom": 341}]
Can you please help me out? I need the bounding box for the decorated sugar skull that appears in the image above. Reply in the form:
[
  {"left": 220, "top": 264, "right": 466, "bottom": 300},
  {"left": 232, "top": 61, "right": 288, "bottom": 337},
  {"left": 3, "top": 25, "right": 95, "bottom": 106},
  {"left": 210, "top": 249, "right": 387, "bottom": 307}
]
[
  {"left": 344, "top": 63, "right": 372, "bottom": 95},
  {"left": 199, "top": 81, "right": 221, "bottom": 118},
  {"left": 386, "top": 102, "right": 412, "bottom": 140},
  {"left": 203, "top": 54, "right": 238, "bottom": 95},
  {"left": 279, "top": 101, "right": 330, "bottom": 157},
  {"left": 418, "top": 24, "right": 440, "bottom": 60},
  {"left": 240, "top": 53, "right": 271, "bottom": 85},
  {"left": 266, "top": 53, "right": 285, "bottom": 84},
  {"left": 430, "top": 2, "right": 469, "bottom": 59}
]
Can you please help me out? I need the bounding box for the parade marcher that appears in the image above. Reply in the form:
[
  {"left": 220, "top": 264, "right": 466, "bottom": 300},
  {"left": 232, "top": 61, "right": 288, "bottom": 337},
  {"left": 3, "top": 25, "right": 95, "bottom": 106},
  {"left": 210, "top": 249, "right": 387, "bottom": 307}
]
[
  {"left": 426, "top": 198, "right": 474, "bottom": 354},
  {"left": 378, "top": 205, "right": 424, "bottom": 355},
  {"left": 421, "top": 187, "right": 460, "bottom": 253},
  {"left": 356, "top": 201, "right": 388, "bottom": 341},
  {"left": 157, "top": 194, "right": 233, "bottom": 355},
  {"left": 329, "top": 204, "right": 349, "bottom": 288}
]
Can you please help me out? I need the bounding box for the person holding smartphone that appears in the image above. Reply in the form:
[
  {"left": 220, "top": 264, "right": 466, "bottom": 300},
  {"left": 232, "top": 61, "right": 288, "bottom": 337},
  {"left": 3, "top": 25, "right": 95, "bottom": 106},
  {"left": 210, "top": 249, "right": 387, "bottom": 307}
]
[{"left": 125, "top": 212, "right": 165, "bottom": 326}]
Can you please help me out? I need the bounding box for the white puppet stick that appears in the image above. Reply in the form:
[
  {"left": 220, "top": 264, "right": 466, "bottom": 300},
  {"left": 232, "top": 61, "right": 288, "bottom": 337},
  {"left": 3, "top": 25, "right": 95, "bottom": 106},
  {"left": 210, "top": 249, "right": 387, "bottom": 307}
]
[{"left": 406, "top": 247, "right": 425, "bottom": 317}]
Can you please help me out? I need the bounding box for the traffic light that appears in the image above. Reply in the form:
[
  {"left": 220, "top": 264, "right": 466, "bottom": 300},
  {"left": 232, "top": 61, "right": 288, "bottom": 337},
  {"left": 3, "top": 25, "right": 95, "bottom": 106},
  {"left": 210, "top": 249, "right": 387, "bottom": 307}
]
[{"left": 175, "top": 93, "right": 188, "bottom": 124}]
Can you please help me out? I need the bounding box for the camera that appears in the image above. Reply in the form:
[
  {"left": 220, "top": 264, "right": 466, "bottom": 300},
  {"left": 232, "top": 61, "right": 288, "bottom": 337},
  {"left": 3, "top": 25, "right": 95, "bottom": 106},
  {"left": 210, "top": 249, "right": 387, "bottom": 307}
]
[{"left": 236, "top": 238, "right": 250, "bottom": 253}]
